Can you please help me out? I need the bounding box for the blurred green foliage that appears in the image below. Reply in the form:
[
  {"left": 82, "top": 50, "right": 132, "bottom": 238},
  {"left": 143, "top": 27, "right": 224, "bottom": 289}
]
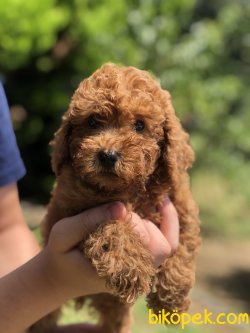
[
  {"left": 1, "top": 0, "right": 250, "bottom": 235},
  {"left": 0, "top": 0, "right": 69, "bottom": 70}
]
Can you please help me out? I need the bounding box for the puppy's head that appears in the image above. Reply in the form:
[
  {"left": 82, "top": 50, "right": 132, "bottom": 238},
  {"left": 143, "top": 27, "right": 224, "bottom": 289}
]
[{"left": 51, "top": 63, "right": 194, "bottom": 193}]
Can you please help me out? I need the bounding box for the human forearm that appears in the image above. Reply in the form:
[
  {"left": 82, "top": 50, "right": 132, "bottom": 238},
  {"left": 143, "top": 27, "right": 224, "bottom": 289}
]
[
  {"left": 0, "top": 251, "right": 68, "bottom": 333},
  {"left": 0, "top": 223, "right": 40, "bottom": 277},
  {"left": 0, "top": 183, "right": 40, "bottom": 277}
]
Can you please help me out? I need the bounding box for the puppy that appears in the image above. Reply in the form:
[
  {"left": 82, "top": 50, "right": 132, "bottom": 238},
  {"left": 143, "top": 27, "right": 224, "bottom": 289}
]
[{"left": 29, "top": 63, "right": 200, "bottom": 333}]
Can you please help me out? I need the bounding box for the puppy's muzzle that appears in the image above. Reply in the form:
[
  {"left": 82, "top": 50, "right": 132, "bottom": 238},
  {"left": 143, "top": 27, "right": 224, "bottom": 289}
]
[{"left": 98, "top": 150, "right": 119, "bottom": 168}]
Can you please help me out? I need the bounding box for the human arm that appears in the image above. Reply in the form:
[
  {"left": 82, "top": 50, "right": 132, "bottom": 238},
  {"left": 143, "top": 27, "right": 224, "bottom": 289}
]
[
  {"left": 0, "top": 183, "right": 40, "bottom": 277},
  {"left": 0, "top": 202, "right": 121, "bottom": 333}
]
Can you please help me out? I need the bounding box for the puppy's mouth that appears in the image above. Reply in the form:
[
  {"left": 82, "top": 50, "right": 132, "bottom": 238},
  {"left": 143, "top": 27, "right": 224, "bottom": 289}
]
[
  {"left": 84, "top": 169, "right": 130, "bottom": 193},
  {"left": 99, "top": 168, "right": 120, "bottom": 180}
]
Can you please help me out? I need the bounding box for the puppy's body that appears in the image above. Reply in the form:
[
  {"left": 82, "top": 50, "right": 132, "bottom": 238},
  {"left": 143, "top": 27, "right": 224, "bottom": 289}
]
[{"left": 30, "top": 63, "right": 200, "bottom": 333}]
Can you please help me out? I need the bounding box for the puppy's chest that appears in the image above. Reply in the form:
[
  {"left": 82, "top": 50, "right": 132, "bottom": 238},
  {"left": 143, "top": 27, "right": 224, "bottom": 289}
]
[
  {"left": 127, "top": 195, "right": 162, "bottom": 226},
  {"left": 81, "top": 189, "right": 162, "bottom": 226},
  {"left": 55, "top": 176, "right": 163, "bottom": 225}
]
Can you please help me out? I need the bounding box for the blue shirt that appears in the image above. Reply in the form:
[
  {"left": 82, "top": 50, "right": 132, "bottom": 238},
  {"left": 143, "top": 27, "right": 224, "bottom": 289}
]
[{"left": 0, "top": 83, "right": 26, "bottom": 186}]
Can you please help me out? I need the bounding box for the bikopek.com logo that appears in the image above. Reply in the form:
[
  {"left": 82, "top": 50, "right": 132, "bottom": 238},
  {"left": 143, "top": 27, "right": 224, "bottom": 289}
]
[{"left": 148, "top": 309, "right": 249, "bottom": 329}]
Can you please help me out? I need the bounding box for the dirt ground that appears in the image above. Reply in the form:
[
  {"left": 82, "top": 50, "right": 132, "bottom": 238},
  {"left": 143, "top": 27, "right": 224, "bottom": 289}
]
[
  {"left": 23, "top": 202, "right": 250, "bottom": 333},
  {"left": 190, "top": 239, "right": 250, "bottom": 333}
]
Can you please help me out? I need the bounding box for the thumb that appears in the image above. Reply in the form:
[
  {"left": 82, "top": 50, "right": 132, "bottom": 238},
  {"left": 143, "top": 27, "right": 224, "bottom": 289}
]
[{"left": 48, "top": 202, "right": 126, "bottom": 252}]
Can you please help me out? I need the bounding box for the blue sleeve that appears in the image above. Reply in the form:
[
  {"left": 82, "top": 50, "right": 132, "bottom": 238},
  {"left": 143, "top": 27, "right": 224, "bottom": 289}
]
[{"left": 0, "top": 82, "right": 26, "bottom": 186}]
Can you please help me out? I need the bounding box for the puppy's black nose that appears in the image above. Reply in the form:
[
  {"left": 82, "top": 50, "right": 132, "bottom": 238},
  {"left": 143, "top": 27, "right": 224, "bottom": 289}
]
[{"left": 98, "top": 150, "right": 119, "bottom": 168}]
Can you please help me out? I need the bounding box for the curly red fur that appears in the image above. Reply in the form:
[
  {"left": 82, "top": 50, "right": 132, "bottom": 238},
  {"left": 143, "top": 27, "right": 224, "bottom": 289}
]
[{"left": 29, "top": 63, "right": 200, "bottom": 333}]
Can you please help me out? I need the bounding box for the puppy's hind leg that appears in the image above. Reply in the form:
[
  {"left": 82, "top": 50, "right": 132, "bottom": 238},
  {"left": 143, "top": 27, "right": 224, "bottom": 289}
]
[
  {"left": 146, "top": 244, "right": 195, "bottom": 315},
  {"left": 88, "top": 294, "right": 132, "bottom": 333},
  {"left": 27, "top": 309, "right": 60, "bottom": 333}
]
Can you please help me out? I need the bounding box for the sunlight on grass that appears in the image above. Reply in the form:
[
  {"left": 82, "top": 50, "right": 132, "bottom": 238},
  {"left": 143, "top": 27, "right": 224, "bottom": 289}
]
[{"left": 59, "top": 301, "right": 97, "bottom": 325}]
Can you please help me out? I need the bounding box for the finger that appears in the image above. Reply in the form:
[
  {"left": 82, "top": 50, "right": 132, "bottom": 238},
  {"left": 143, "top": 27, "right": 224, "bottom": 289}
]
[
  {"left": 128, "top": 212, "right": 151, "bottom": 245},
  {"left": 49, "top": 202, "right": 127, "bottom": 252},
  {"left": 142, "top": 220, "right": 171, "bottom": 267},
  {"left": 158, "top": 196, "right": 179, "bottom": 252},
  {"left": 128, "top": 213, "right": 171, "bottom": 267}
]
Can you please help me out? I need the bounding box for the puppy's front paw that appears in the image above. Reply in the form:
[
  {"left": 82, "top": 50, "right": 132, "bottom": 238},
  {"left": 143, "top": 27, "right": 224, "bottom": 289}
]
[{"left": 83, "top": 220, "right": 155, "bottom": 303}]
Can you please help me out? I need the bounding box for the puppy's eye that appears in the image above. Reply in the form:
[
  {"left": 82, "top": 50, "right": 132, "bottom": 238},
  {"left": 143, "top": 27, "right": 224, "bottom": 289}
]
[
  {"left": 88, "top": 115, "right": 99, "bottom": 129},
  {"left": 134, "top": 120, "right": 145, "bottom": 132}
]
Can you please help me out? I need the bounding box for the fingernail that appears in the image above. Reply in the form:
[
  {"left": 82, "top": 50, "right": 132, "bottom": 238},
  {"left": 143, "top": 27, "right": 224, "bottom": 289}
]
[
  {"left": 107, "top": 202, "right": 126, "bottom": 220},
  {"left": 157, "top": 196, "right": 171, "bottom": 211},
  {"left": 163, "top": 196, "right": 171, "bottom": 205}
]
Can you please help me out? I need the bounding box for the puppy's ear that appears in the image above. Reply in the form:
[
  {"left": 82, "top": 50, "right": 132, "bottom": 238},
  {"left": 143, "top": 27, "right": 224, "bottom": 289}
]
[
  {"left": 155, "top": 91, "right": 194, "bottom": 194},
  {"left": 50, "top": 115, "right": 72, "bottom": 176},
  {"left": 165, "top": 93, "right": 194, "bottom": 168}
]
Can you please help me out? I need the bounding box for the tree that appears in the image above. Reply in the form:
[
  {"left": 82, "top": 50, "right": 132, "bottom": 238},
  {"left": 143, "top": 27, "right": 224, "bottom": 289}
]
[{"left": 1, "top": 0, "right": 249, "bottom": 234}]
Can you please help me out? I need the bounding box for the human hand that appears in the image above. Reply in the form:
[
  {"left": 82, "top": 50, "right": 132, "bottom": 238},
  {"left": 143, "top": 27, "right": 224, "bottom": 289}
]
[
  {"left": 41, "top": 197, "right": 179, "bottom": 333},
  {"left": 40, "top": 197, "right": 179, "bottom": 300},
  {"left": 40, "top": 198, "right": 179, "bottom": 299},
  {"left": 39, "top": 202, "right": 126, "bottom": 299}
]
